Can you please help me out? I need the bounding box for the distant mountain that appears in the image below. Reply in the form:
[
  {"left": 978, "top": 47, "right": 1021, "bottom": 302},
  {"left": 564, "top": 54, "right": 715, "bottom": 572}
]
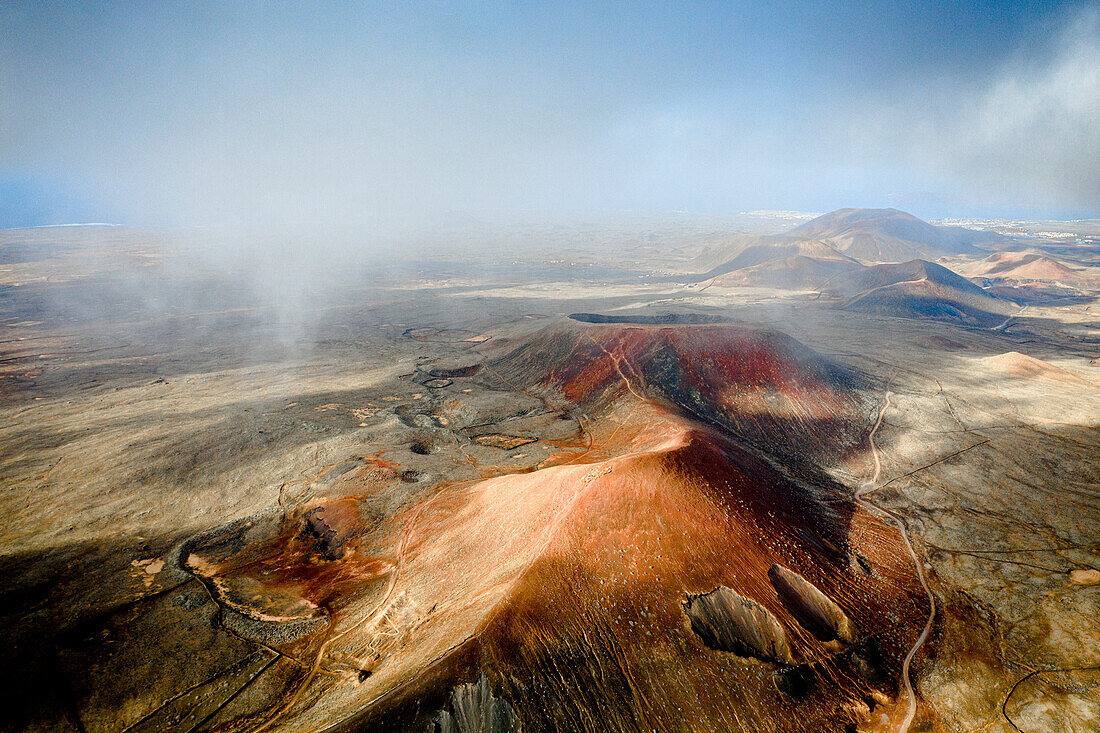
[
  {"left": 692, "top": 250, "right": 1018, "bottom": 327},
  {"left": 690, "top": 238, "right": 857, "bottom": 281},
  {"left": 828, "top": 259, "right": 990, "bottom": 299},
  {"left": 828, "top": 259, "right": 1015, "bottom": 327},
  {"left": 787, "top": 208, "right": 1004, "bottom": 263},
  {"left": 689, "top": 208, "right": 1007, "bottom": 282},
  {"left": 710, "top": 255, "right": 862, "bottom": 290},
  {"left": 957, "top": 251, "right": 1090, "bottom": 284},
  {"left": 953, "top": 251, "right": 1096, "bottom": 304}
]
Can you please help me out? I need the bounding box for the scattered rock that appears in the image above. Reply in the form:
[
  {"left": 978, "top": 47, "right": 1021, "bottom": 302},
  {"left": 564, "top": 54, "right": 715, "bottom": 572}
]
[
  {"left": 472, "top": 434, "right": 537, "bottom": 450},
  {"left": 1069, "top": 568, "right": 1100, "bottom": 585},
  {"left": 130, "top": 557, "right": 166, "bottom": 588},
  {"left": 768, "top": 564, "right": 856, "bottom": 643},
  {"left": 429, "top": 364, "right": 481, "bottom": 378},
  {"left": 847, "top": 638, "right": 886, "bottom": 685},
  {"left": 683, "top": 586, "right": 794, "bottom": 664}
]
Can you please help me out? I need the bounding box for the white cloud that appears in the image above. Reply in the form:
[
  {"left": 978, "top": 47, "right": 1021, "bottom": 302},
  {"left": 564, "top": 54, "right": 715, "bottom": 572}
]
[{"left": 862, "top": 5, "right": 1100, "bottom": 211}]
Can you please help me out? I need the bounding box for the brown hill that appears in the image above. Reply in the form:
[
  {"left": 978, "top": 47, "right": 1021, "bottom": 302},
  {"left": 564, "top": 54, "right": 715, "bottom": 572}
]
[
  {"left": 690, "top": 238, "right": 856, "bottom": 281},
  {"left": 828, "top": 260, "right": 1014, "bottom": 327},
  {"left": 177, "top": 320, "right": 927, "bottom": 732},
  {"left": 711, "top": 255, "right": 863, "bottom": 289},
  {"left": 841, "top": 280, "right": 1012, "bottom": 327},
  {"left": 958, "top": 251, "right": 1091, "bottom": 284},
  {"left": 827, "top": 259, "right": 988, "bottom": 299},
  {"left": 981, "top": 351, "right": 1093, "bottom": 386}
]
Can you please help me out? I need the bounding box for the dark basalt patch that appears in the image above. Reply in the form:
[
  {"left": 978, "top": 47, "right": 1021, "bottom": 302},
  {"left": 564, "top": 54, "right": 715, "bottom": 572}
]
[
  {"left": 847, "top": 638, "right": 886, "bottom": 686},
  {"left": 409, "top": 439, "right": 435, "bottom": 455},
  {"left": 773, "top": 664, "right": 816, "bottom": 698},
  {"left": 568, "top": 312, "right": 731, "bottom": 325},
  {"left": 395, "top": 404, "right": 439, "bottom": 429},
  {"left": 429, "top": 364, "right": 481, "bottom": 378},
  {"left": 432, "top": 674, "right": 519, "bottom": 733},
  {"left": 302, "top": 509, "right": 345, "bottom": 560}
]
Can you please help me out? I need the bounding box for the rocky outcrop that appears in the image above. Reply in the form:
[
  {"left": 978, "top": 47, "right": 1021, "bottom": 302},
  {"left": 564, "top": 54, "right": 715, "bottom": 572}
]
[
  {"left": 769, "top": 564, "right": 856, "bottom": 643},
  {"left": 433, "top": 674, "right": 519, "bottom": 733},
  {"left": 683, "top": 586, "right": 794, "bottom": 664}
]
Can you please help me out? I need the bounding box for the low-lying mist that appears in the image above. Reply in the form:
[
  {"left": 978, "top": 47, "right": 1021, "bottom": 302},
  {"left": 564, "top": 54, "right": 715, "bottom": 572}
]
[{"left": 2, "top": 213, "right": 753, "bottom": 366}]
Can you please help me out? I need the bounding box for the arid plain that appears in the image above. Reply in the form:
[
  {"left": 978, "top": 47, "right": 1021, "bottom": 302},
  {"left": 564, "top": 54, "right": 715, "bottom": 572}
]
[{"left": 2, "top": 209, "right": 1098, "bottom": 732}]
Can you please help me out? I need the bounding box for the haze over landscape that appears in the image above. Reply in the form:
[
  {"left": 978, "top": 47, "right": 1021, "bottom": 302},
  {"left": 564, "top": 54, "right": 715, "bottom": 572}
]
[
  {"left": 2, "top": 3, "right": 1100, "bottom": 733},
  {"left": 2, "top": 0, "right": 1099, "bottom": 232}
]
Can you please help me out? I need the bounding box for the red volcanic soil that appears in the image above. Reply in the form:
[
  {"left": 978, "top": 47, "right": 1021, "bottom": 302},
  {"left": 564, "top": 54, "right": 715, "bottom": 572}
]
[
  {"left": 338, "top": 401, "right": 924, "bottom": 732},
  {"left": 543, "top": 325, "right": 830, "bottom": 405},
  {"left": 479, "top": 414, "right": 924, "bottom": 732},
  {"left": 488, "top": 320, "right": 870, "bottom": 465},
  {"left": 187, "top": 321, "right": 925, "bottom": 732},
  {"left": 183, "top": 497, "right": 393, "bottom": 624}
]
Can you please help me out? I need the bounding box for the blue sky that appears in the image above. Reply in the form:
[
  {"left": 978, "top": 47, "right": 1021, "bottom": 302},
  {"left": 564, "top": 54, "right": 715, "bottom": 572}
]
[{"left": 1, "top": 1, "right": 1097, "bottom": 229}]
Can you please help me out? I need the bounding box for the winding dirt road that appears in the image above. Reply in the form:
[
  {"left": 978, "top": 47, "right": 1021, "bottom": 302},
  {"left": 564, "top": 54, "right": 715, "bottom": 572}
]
[
  {"left": 990, "top": 304, "right": 1029, "bottom": 332},
  {"left": 854, "top": 391, "right": 937, "bottom": 733}
]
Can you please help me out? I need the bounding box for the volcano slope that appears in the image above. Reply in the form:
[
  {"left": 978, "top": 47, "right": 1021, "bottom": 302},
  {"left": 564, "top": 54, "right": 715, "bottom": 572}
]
[
  {"left": 827, "top": 260, "right": 1015, "bottom": 328},
  {"left": 160, "top": 319, "right": 928, "bottom": 733}
]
